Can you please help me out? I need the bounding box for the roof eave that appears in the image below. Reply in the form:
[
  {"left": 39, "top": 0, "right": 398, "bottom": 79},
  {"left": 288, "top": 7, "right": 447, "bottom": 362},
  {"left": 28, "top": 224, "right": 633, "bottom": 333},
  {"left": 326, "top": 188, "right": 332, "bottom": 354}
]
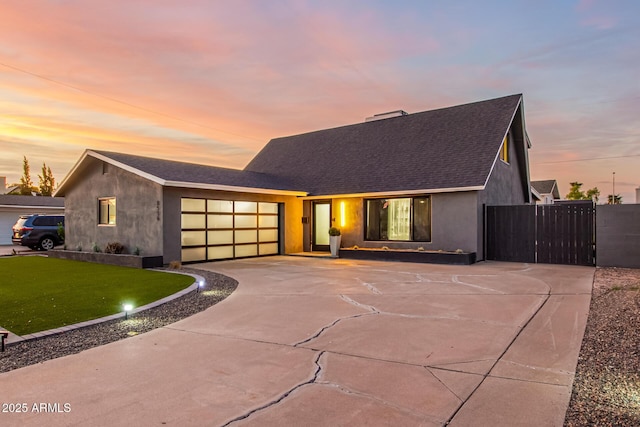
[
  {"left": 300, "top": 185, "right": 484, "bottom": 200},
  {"left": 164, "top": 181, "right": 307, "bottom": 196}
]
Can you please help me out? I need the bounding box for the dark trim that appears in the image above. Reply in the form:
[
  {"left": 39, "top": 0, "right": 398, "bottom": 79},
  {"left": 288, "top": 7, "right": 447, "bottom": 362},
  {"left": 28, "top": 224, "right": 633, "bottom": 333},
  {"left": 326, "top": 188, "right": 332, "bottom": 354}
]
[{"left": 339, "top": 248, "right": 476, "bottom": 265}]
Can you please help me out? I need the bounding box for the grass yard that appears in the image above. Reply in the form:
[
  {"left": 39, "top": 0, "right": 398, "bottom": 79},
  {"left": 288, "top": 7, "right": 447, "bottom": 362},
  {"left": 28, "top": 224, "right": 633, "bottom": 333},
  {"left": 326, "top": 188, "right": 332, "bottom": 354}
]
[{"left": 0, "top": 256, "right": 193, "bottom": 336}]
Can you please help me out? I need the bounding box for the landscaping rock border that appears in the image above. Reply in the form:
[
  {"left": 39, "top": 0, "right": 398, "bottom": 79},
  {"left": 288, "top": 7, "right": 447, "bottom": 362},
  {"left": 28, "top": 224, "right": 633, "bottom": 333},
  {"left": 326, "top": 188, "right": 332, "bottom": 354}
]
[{"left": 0, "top": 268, "right": 237, "bottom": 373}]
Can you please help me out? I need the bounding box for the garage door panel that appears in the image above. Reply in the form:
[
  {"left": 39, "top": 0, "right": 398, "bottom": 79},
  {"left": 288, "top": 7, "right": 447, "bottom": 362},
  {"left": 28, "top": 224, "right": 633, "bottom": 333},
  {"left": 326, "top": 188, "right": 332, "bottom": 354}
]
[
  {"left": 208, "top": 246, "right": 234, "bottom": 260},
  {"left": 208, "top": 230, "right": 233, "bottom": 245},
  {"left": 236, "top": 244, "right": 258, "bottom": 257}
]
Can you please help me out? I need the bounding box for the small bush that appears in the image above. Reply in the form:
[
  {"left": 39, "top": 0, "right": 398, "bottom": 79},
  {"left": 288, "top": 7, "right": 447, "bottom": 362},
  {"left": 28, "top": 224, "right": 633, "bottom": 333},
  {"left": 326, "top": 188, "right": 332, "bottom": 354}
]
[
  {"left": 328, "top": 227, "right": 341, "bottom": 236},
  {"left": 76, "top": 245, "right": 82, "bottom": 252},
  {"left": 169, "top": 260, "right": 182, "bottom": 269},
  {"left": 455, "top": 249, "right": 464, "bottom": 254},
  {"left": 133, "top": 246, "right": 141, "bottom": 256},
  {"left": 57, "top": 222, "right": 65, "bottom": 241},
  {"left": 104, "top": 242, "right": 125, "bottom": 254},
  {"left": 92, "top": 243, "right": 101, "bottom": 253}
]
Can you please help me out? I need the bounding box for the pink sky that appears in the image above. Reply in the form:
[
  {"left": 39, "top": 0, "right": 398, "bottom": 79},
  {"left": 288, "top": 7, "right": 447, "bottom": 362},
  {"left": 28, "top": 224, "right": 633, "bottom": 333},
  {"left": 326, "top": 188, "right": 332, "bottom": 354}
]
[{"left": 1, "top": 1, "right": 638, "bottom": 202}]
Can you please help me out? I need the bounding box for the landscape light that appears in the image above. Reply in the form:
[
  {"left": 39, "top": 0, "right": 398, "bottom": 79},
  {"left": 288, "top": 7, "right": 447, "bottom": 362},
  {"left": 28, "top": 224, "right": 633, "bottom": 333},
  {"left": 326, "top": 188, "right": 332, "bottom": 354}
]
[
  {"left": 123, "top": 303, "right": 133, "bottom": 319},
  {"left": 197, "top": 280, "right": 205, "bottom": 293}
]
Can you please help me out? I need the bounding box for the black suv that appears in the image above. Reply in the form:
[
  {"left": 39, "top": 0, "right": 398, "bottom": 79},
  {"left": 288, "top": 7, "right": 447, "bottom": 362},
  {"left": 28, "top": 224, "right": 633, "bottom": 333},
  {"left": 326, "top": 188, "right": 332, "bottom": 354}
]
[{"left": 12, "top": 214, "right": 65, "bottom": 251}]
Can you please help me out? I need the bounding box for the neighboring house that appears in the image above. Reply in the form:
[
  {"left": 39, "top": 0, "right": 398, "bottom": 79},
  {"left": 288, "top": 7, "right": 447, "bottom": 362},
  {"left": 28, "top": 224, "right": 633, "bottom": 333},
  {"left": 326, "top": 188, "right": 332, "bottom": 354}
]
[
  {"left": 0, "top": 176, "right": 19, "bottom": 195},
  {"left": 0, "top": 195, "right": 65, "bottom": 245},
  {"left": 55, "top": 94, "right": 532, "bottom": 264},
  {"left": 531, "top": 180, "right": 560, "bottom": 204}
]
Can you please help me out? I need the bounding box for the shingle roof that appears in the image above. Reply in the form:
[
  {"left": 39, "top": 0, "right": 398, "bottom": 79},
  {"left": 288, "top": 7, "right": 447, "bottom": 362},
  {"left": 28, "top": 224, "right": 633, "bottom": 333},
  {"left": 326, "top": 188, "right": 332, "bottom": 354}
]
[
  {"left": 531, "top": 180, "right": 560, "bottom": 199},
  {"left": 245, "top": 94, "right": 523, "bottom": 196},
  {"left": 0, "top": 194, "right": 64, "bottom": 207},
  {"left": 90, "top": 150, "right": 302, "bottom": 193}
]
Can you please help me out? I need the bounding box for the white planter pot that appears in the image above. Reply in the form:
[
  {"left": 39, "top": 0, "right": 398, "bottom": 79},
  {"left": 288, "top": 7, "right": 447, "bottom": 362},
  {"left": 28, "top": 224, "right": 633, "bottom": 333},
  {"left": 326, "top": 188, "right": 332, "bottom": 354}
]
[{"left": 329, "top": 235, "right": 342, "bottom": 257}]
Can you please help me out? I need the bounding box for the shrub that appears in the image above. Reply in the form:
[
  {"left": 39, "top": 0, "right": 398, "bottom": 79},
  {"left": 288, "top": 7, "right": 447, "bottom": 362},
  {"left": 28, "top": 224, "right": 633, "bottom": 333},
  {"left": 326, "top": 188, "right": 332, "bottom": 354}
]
[
  {"left": 57, "top": 222, "right": 65, "bottom": 241},
  {"left": 133, "top": 246, "right": 141, "bottom": 256},
  {"left": 92, "top": 243, "right": 101, "bottom": 253},
  {"left": 328, "top": 227, "right": 341, "bottom": 236},
  {"left": 104, "top": 242, "right": 125, "bottom": 254},
  {"left": 169, "top": 260, "right": 182, "bottom": 269}
]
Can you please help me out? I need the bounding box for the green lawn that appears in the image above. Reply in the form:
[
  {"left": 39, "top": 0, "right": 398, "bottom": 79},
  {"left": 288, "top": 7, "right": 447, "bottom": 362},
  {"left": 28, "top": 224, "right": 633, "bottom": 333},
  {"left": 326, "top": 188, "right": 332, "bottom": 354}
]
[{"left": 0, "top": 257, "right": 193, "bottom": 336}]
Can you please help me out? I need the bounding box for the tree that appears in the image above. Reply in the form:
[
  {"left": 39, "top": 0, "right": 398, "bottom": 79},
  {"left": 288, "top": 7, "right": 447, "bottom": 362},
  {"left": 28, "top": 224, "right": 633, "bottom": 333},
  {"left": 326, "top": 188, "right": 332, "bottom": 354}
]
[
  {"left": 38, "top": 162, "right": 56, "bottom": 196},
  {"left": 607, "top": 194, "right": 622, "bottom": 205},
  {"left": 19, "top": 156, "right": 35, "bottom": 195},
  {"left": 586, "top": 187, "right": 600, "bottom": 203},
  {"left": 566, "top": 182, "right": 599, "bottom": 202}
]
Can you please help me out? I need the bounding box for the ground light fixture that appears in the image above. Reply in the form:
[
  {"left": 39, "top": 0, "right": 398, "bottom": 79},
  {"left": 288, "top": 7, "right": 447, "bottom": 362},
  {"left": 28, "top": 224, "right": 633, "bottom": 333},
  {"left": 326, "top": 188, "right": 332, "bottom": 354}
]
[
  {"left": 123, "top": 303, "right": 134, "bottom": 319},
  {"left": 197, "top": 280, "right": 205, "bottom": 293}
]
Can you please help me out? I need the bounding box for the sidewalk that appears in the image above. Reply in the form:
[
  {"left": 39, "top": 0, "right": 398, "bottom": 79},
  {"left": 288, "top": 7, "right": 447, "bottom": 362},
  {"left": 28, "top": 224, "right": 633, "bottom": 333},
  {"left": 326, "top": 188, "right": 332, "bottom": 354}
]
[{"left": 0, "top": 245, "right": 36, "bottom": 257}]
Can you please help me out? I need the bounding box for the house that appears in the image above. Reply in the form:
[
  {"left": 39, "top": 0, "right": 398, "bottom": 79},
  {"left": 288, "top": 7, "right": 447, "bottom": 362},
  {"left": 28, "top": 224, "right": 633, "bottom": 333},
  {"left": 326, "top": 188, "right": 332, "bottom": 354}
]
[
  {"left": 55, "top": 94, "right": 531, "bottom": 264},
  {"left": 0, "top": 176, "right": 20, "bottom": 196},
  {"left": 0, "top": 195, "right": 65, "bottom": 245},
  {"left": 531, "top": 180, "right": 560, "bottom": 204}
]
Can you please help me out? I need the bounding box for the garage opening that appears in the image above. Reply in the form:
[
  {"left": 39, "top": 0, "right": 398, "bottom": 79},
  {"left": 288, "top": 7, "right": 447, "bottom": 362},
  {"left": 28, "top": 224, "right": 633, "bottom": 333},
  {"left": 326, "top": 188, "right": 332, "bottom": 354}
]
[{"left": 181, "top": 198, "right": 280, "bottom": 262}]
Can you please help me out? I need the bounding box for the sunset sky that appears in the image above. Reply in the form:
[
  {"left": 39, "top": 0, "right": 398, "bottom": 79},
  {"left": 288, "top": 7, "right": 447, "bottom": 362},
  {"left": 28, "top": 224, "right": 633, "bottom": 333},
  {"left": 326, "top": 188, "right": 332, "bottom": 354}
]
[{"left": 1, "top": 1, "right": 638, "bottom": 202}]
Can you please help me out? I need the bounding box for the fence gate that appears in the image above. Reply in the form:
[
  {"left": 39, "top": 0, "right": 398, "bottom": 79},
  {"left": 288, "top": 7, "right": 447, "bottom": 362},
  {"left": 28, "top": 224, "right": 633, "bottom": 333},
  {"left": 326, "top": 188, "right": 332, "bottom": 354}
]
[{"left": 486, "top": 203, "right": 595, "bottom": 266}]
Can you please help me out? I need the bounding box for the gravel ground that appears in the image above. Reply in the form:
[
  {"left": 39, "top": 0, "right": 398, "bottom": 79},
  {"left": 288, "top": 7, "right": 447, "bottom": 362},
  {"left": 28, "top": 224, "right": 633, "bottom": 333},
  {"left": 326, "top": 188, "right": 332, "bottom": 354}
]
[
  {"left": 0, "top": 267, "right": 237, "bottom": 374},
  {"left": 565, "top": 267, "right": 640, "bottom": 426}
]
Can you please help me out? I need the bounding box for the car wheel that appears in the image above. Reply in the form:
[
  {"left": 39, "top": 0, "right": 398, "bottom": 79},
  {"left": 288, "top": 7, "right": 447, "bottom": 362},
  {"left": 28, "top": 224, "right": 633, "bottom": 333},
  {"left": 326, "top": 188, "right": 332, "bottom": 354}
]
[{"left": 39, "top": 237, "right": 55, "bottom": 251}]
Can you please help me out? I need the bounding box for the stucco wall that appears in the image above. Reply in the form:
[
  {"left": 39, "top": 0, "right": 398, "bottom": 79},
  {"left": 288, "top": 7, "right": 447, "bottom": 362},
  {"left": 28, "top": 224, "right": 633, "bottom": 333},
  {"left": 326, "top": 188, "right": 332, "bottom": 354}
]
[
  {"left": 596, "top": 204, "right": 640, "bottom": 268},
  {"left": 63, "top": 158, "right": 164, "bottom": 255},
  {"left": 162, "top": 187, "right": 304, "bottom": 264},
  {"left": 328, "top": 192, "right": 478, "bottom": 254}
]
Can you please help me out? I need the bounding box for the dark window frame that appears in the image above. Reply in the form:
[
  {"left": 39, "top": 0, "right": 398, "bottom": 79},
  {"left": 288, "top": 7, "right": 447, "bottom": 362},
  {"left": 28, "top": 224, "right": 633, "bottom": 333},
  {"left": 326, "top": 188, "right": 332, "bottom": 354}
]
[{"left": 364, "top": 196, "right": 431, "bottom": 242}]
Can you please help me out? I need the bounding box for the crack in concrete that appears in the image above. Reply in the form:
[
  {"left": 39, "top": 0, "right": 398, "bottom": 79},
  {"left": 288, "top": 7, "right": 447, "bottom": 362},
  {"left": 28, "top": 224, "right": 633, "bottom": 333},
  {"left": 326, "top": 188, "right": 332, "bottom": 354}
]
[
  {"left": 444, "top": 291, "right": 552, "bottom": 425},
  {"left": 356, "top": 277, "right": 382, "bottom": 294},
  {"left": 222, "top": 351, "right": 326, "bottom": 426},
  {"left": 425, "top": 366, "right": 465, "bottom": 403},
  {"left": 339, "top": 294, "right": 380, "bottom": 313},
  {"left": 316, "top": 381, "right": 444, "bottom": 424},
  {"left": 452, "top": 275, "right": 505, "bottom": 294},
  {"left": 293, "top": 312, "right": 377, "bottom": 347}
]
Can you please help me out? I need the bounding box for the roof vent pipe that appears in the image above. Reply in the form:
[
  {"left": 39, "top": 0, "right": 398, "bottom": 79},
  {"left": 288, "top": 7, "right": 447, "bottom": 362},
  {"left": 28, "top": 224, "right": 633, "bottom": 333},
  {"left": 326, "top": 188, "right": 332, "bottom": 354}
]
[{"left": 365, "top": 110, "right": 408, "bottom": 122}]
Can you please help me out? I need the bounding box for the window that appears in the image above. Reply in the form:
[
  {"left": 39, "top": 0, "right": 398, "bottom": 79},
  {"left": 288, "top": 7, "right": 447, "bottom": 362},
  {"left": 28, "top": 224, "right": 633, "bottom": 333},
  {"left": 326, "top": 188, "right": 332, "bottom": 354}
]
[
  {"left": 99, "top": 198, "right": 116, "bottom": 225},
  {"left": 366, "top": 196, "right": 431, "bottom": 241},
  {"left": 500, "top": 134, "right": 509, "bottom": 163}
]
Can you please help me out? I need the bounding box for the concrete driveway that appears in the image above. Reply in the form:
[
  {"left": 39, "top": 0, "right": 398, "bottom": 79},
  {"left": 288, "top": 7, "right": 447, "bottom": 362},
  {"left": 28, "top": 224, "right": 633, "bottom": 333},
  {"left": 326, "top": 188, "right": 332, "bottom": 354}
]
[{"left": 0, "top": 257, "right": 593, "bottom": 426}]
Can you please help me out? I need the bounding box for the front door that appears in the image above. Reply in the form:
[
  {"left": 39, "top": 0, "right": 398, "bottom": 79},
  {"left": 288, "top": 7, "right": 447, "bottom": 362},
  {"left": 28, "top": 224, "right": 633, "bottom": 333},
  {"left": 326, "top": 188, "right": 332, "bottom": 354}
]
[{"left": 312, "top": 201, "right": 331, "bottom": 251}]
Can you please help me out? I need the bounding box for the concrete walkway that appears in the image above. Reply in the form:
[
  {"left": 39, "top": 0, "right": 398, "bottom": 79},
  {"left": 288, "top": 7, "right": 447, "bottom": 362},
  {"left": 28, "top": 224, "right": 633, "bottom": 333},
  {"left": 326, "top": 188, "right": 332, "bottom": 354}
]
[{"left": 0, "top": 257, "right": 593, "bottom": 426}]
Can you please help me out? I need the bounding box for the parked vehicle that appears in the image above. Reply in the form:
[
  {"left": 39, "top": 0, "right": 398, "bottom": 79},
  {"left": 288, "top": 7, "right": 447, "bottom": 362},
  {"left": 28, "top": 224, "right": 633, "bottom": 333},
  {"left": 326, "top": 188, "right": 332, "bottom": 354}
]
[{"left": 11, "top": 214, "right": 65, "bottom": 251}]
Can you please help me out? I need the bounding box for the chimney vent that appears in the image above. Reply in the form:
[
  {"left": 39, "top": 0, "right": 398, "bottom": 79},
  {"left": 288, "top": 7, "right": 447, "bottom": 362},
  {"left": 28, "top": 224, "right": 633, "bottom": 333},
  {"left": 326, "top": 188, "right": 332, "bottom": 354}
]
[{"left": 365, "top": 110, "right": 408, "bottom": 122}]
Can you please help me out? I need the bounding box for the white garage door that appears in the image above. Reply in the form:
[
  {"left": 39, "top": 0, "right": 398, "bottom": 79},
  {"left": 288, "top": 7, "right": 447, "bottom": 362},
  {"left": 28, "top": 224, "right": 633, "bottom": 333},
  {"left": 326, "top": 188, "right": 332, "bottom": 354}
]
[
  {"left": 0, "top": 213, "right": 19, "bottom": 245},
  {"left": 180, "top": 198, "right": 280, "bottom": 262}
]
